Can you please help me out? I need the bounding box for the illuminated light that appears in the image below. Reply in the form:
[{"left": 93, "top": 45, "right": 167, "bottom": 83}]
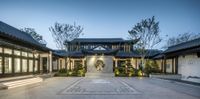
[{"left": 138, "top": 77, "right": 143, "bottom": 80}]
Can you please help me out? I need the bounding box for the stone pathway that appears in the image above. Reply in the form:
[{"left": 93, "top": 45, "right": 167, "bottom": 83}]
[
  {"left": 0, "top": 77, "right": 200, "bottom": 99},
  {"left": 58, "top": 78, "right": 140, "bottom": 95}
]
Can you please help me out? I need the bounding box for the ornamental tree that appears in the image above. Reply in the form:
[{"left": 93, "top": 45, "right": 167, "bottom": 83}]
[
  {"left": 128, "top": 16, "right": 162, "bottom": 70},
  {"left": 49, "top": 22, "right": 84, "bottom": 50}
]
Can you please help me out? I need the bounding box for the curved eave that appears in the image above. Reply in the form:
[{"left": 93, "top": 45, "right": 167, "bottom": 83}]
[{"left": 0, "top": 32, "right": 51, "bottom": 52}]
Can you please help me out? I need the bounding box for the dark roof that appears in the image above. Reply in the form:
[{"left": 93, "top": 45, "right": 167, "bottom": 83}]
[
  {"left": 145, "top": 49, "right": 163, "bottom": 58},
  {"left": 65, "top": 38, "right": 137, "bottom": 44},
  {"left": 164, "top": 37, "right": 200, "bottom": 53},
  {"left": 53, "top": 50, "right": 68, "bottom": 57},
  {"left": 67, "top": 51, "right": 84, "bottom": 57},
  {"left": 131, "top": 49, "right": 163, "bottom": 58},
  {"left": 152, "top": 54, "right": 164, "bottom": 59},
  {"left": 82, "top": 49, "right": 119, "bottom": 55},
  {"left": 0, "top": 21, "right": 50, "bottom": 51},
  {"left": 115, "top": 51, "right": 140, "bottom": 58},
  {"left": 53, "top": 50, "right": 84, "bottom": 57}
]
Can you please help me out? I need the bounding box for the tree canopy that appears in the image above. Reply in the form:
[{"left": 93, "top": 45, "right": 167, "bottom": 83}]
[
  {"left": 128, "top": 16, "right": 162, "bottom": 57},
  {"left": 49, "top": 22, "right": 84, "bottom": 50},
  {"left": 164, "top": 32, "right": 200, "bottom": 48},
  {"left": 21, "top": 28, "right": 47, "bottom": 46},
  {"left": 128, "top": 16, "right": 162, "bottom": 72}
]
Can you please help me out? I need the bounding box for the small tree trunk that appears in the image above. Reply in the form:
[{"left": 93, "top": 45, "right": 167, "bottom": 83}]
[{"left": 141, "top": 56, "right": 145, "bottom": 76}]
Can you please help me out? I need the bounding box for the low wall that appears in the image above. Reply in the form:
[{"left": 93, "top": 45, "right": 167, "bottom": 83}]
[{"left": 149, "top": 74, "right": 182, "bottom": 80}]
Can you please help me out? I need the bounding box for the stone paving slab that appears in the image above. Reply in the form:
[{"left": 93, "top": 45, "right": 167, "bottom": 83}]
[
  {"left": 0, "top": 77, "right": 200, "bottom": 99},
  {"left": 58, "top": 78, "right": 140, "bottom": 95}
]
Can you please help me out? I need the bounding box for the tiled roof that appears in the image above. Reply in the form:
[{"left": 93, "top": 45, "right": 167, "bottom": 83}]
[
  {"left": 53, "top": 50, "right": 68, "bottom": 57},
  {"left": 0, "top": 21, "right": 50, "bottom": 51},
  {"left": 115, "top": 51, "right": 140, "bottom": 58},
  {"left": 152, "top": 54, "right": 164, "bottom": 59},
  {"left": 164, "top": 37, "right": 200, "bottom": 53},
  {"left": 65, "top": 38, "right": 137, "bottom": 44},
  {"left": 82, "top": 49, "right": 119, "bottom": 55},
  {"left": 53, "top": 50, "right": 84, "bottom": 57},
  {"left": 70, "top": 38, "right": 123, "bottom": 42}
]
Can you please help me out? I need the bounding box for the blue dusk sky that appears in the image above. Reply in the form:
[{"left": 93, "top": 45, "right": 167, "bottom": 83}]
[{"left": 0, "top": 0, "right": 200, "bottom": 49}]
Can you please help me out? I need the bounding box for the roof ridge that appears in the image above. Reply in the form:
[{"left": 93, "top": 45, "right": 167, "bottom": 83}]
[
  {"left": 0, "top": 21, "right": 48, "bottom": 50},
  {"left": 168, "top": 37, "right": 200, "bottom": 48}
]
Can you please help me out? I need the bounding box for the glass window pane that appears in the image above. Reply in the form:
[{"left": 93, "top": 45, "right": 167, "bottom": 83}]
[
  {"left": 35, "top": 60, "right": 38, "bottom": 72},
  {"left": 4, "top": 48, "right": 12, "bottom": 54},
  {"left": 4, "top": 57, "right": 12, "bottom": 73},
  {"left": 22, "top": 59, "right": 27, "bottom": 72},
  {"left": 0, "top": 57, "right": 2, "bottom": 74},
  {"left": 14, "top": 50, "right": 20, "bottom": 56},
  {"left": 28, "top": 53, "right": 33, "bottom": 57},
  {"left": 53, "top": 60, "right": 57, "bottom": 70},
  {"left": 22, "top": 52, "right": 27, "bottom": 57},
  {"left": 29, "top": 60, "right": 33, "bottom": 72},
  {"left": 0, "top": 47, "right": 2, "bottom": 53},
  {"left": 34, "top": 53, "right": 39, "bottom": 58},
  {"left": 14, "top": 58, "right": 21, "bottom": 73}
]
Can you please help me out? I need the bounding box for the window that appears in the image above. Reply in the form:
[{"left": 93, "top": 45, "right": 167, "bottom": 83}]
[
  {"left": 4, "top": 57, "right": 12, "bottom": 73},
  {"left": 22, "top": 59, "right": 27, "bottom": 72},
  {"left": 34, "top": 60, "right": 38, "bottom": 72},
  {"left": 0, "top": 47, "right": 2, "bottom": 53},
  {"left": 0, "top": 57, "right": 2, "bottom": 74},
  {"left": 14, "top": 50, "right": 20, "bottom": 56},
  {"left": 166, "top": 64, "right": 170, "bottom": 69},
  {"left": 28, "top": 53, "right": 33, "bottom": 57},
  {"left": 34, "top": 53, "right": 39, "bottom": 58},
  {"left": 14, "top": 58, "right": 21, "bottom": 73},
  {"left": 53, "top": 60, "right": 57, "bottom": 70},
  {"left": 4, "top": 48, "right": 12, "bottom": 54},
  {"left": 22, "top": 52, "right": 27, "bottom": 57},
  {"left": 29, "top": 60, "right": 33, "bottom": 72},
  {"left": 60, "top": 60, "right": 62, "bottom": 69}
]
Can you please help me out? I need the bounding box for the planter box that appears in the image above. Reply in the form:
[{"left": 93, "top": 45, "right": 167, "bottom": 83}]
[{"left": 149, "top": 74, "right": 182, "bottom": 80}]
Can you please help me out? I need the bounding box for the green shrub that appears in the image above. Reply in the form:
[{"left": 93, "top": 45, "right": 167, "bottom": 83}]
[
  {"left": 59, "top": 69, "right": 67, "bottom": 73},
  {"left": 128, "top": 68, "right": 135, "bottom": 77},
  {"left": 144, "top": 60, "right": 160, "bottom": 76},
  {"left": 114, "top": 68, "right": 120, "bottom": 76},
  {"left": 77, "top": 69, "right": 86, "bottom": 77},
  {"left": 137, "top": 70, "right": 143, "bottom": 76}
]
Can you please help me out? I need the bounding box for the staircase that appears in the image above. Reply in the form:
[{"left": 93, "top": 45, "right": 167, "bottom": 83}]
[
  {"left": 0, "top": 77, "right": 43, "bottom": 89},
  {"left": 85, "top": 73, "right": 115, "bottom": 78}
]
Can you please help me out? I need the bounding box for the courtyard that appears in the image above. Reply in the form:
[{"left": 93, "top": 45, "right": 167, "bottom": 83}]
[{"left": 0, "top": 77, "right": 200, "bottom": 99}]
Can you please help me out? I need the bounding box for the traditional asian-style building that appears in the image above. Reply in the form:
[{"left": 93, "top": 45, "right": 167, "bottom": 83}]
[
  {"left": 162, "top": 38, "right": 200, "bottom": 82},
  {"left": 0, "top": 21, "right": 200, "bottom": 83},
  {"left": 0, "top": 21, "right": 59, "bottom": 77}
]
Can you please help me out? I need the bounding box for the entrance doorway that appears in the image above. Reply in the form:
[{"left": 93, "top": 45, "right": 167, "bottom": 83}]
[{"left": 42, "top": 57, "right": 48, "bottom": 73}]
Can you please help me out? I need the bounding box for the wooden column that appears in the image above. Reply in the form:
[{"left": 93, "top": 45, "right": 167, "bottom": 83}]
[
  {"left": 11, "top": 48, "right": 14, "bottom": 76},
  {"left": 2, "top": 47, "right": 5, "bottom": 75},
  {"left": 175, "top": 57, "right": 178, "bottom": 74},
  {"left": 49, "top": 51, "right": 52, "bottom": 73},
  {"left": 135, "top": 58, "right": 137, "bottom": 69},
  {"left": 172, "top": 58, "right": 174, "bottom": 74},
  {"left": 164, "top": 57, "right": 166, "bottom": 74},
  {"left": 115, "top": 59, "right": 117, "bottom": 68},
  {"left": 161, "top": 59, "right": 163, "bottom": 73},
  {"left": 82, "top": 59, "right": 85, "bottom": 68}
]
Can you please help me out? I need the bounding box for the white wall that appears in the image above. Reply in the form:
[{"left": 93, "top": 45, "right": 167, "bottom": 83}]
[
  {"left": 166, "top": 59, "right": 172, "bottom": 73},
  {"left": 59, "top": 58, "right": 65, "bottom": 69},
  {"left": 178, "top": 53, "right": 200, "bottom": 83},
  {"left": 86, "top": 55, "right": 113, "bottom": 73},
  {"left": 155, "top": 60, "right": 162, "bottom": 70}
]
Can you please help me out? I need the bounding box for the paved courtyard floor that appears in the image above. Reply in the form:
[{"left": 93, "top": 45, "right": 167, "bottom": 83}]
[{"left": 0, "top": 77, "right": 200, "bottom": 99}]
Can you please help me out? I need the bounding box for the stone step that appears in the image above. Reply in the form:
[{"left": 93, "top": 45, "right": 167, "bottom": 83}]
[
  {"left": 85, "top": 73, "right": 115, "bottom": 78},
  {"left": 0, "top": 77, "right": 43, "bottom": 89}
]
